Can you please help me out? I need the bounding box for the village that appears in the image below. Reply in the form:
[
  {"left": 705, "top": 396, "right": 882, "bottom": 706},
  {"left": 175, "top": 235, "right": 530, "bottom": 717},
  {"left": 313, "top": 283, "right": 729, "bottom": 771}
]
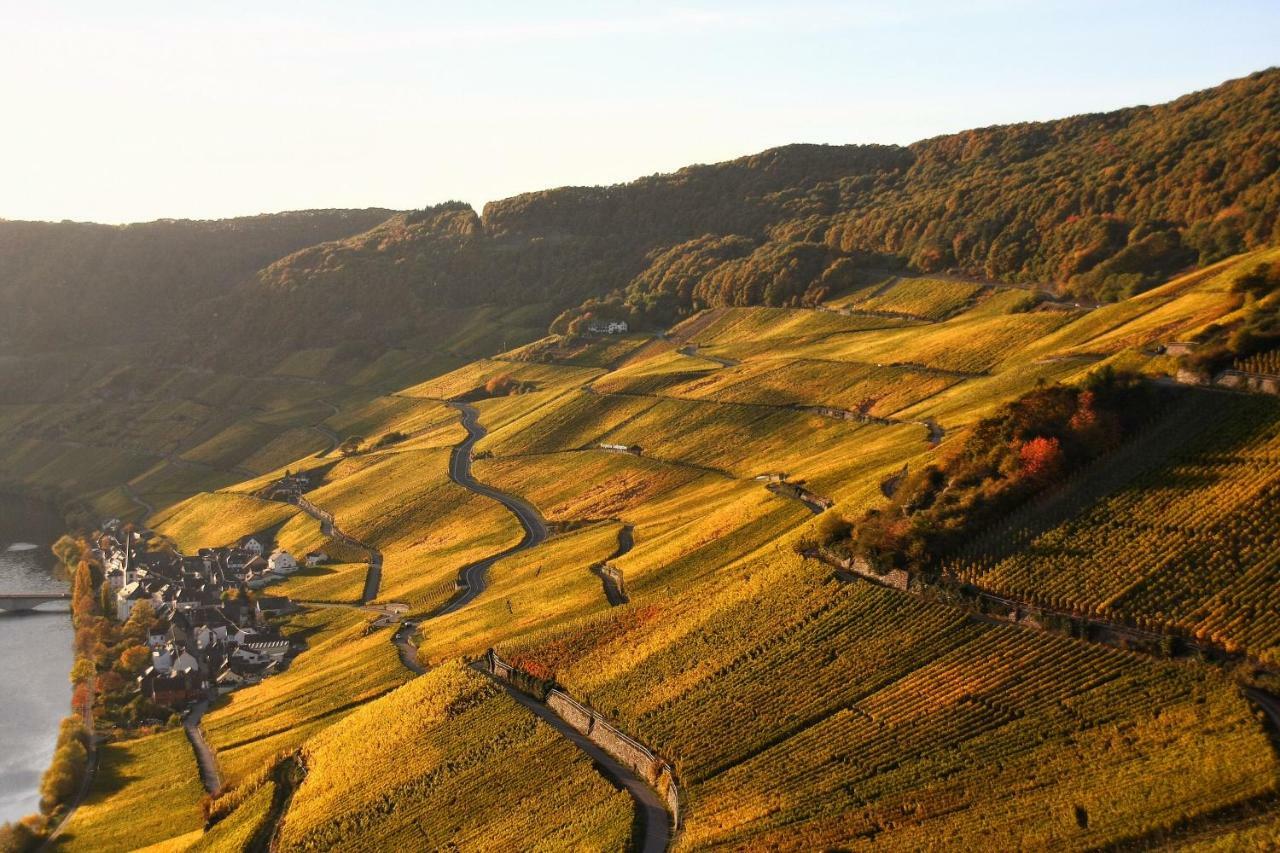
[{"left": 97, "top": 519, "right": 324, "bottom": 707}]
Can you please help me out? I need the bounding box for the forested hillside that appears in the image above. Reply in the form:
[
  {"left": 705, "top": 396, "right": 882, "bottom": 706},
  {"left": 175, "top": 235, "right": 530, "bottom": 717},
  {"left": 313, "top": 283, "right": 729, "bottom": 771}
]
[
  {"left": 1, "top": 69, "right": 1274, "bottom": 369},
  {"left": 221, "top": 68, "right": 1279, "bottom": 355},
  {"left": 0, "top": 209, "right": 394, "bottom": 352}
]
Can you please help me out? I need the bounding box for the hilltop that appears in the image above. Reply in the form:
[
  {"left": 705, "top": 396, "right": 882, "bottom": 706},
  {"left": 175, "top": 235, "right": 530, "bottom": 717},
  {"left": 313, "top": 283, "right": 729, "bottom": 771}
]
[
  {"left": 215, "top": 68, "right": 1279, "bottom": 357},
  {"left": 1, "top": 68, "right": 1275, "bottom": 374}
]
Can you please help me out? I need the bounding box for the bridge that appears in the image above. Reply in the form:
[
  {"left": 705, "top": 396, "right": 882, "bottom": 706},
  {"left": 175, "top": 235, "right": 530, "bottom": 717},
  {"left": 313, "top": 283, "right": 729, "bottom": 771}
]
[{"left": 0, "top": 593, "right": 72, "bottom": 612}]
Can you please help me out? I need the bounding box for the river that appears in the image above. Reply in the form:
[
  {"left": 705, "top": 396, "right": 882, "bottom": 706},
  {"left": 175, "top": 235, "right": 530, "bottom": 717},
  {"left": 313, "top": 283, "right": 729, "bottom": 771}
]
[{"left": 0, "top": 497, "right": 72, "bottom": 825}]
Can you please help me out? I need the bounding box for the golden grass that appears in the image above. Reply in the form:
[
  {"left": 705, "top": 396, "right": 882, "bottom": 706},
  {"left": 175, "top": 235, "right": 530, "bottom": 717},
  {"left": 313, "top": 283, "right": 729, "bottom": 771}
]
[
  {"left": 415, "top": 522, "right": 621, "bottom": 663},
  {"left": 150, "top": 491, "right": 299, "bottom": 551},
  {"left": 302, "top": 447, "right": 524, "bottom": 609}
]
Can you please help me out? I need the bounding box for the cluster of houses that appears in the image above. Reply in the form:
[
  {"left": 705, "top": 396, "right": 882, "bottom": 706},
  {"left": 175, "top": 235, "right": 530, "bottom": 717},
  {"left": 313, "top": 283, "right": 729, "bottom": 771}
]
[
  {"left": 96, "top": 520, "right": 325, "bottom": 707},
  {"left": 587, "top": 319, "right": 629, "bottom": 335}
]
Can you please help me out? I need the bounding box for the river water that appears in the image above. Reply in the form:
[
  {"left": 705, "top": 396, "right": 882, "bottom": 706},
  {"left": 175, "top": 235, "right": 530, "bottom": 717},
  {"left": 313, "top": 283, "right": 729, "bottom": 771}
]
[{"left": 0, "top": 498, "right": 72, "bottom": 824}]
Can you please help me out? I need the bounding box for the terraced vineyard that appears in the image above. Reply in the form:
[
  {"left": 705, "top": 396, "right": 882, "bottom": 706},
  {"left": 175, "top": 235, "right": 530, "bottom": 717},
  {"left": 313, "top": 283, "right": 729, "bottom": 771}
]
[
  {"left": 202, "top": 607, "right": 411, "bottom": 786},
  {"left": 55, "top": 729, "right": 206, "bottom": 852},
  {"left": 845, "top": 276, "right": 987, "bottom": 319},
  {"left": 507, "top": 555, "right": 1278, "bottom": 850},
  {"left": 277, "top": 662, "right": 635, "bottom": 851},
  {"left": 949, "top": 391, "right": 1280, "bottom": 664}
]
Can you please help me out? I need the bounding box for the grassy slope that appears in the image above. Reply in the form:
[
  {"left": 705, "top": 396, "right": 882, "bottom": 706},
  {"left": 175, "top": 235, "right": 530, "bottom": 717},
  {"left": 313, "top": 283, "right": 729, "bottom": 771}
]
[
  {"left": 54, "top": 729, "right": 205, "bottom": 853},
  {"left": 203, "top": 607, "right": 411, "bottom": 787}
]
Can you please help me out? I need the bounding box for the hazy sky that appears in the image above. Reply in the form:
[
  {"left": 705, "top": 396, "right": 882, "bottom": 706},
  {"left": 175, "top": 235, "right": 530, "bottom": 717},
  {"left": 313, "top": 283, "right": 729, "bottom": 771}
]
[{"left": 2, "top": 1, "right": 1277, "bottom": 224}]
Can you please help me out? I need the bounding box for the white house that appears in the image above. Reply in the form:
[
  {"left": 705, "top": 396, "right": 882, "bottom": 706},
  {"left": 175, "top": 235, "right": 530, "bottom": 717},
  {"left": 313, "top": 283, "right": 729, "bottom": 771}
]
[
  {"left": 588, "top": 319, "right": 629, "bottom": 335},
  {"left": 151, "top": 647, "right": 173, "bottom": 674},
  {"left": 106, "top": 567, "right": 127, "bottom": 591},
  {"left": 241, "top": 537, "right": 265, "bottom": 557},
  {"left": 267, "top": 549, "right": 298, "bottom": 575},
  {"left": 245, "top": 570, "right": 278, "bottom": 590},
  {"left": 194, "top": 625, "right": 228, "bottom": 650},
  {"left": 116, "top": 581, "right": 151, "bottom": 621},
  {"left": 304, "top": 550, "right": 328, "bottom": 568},
  {"left": 216, "top": 667, "right": 247, "bottom": 692},
  {"left": 231, "top": 645, "right": 271, "bottom": 665},
  {"left": 172, "top": 649, "right": 200, "bottom": 674}
]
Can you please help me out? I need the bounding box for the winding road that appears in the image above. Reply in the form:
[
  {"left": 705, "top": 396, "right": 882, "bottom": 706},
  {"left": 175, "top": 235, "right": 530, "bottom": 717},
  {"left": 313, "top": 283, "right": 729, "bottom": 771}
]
[
  {"left": 121, "top": 483, "right": 155, "bottom": 518},
  {"left": 433, "top": 402, "right": 549, "bottom": 616},
  {"left": 425, "top": 405, "right": 673, "bottom": 850},
  {"left": 257, "top": 401, "right": 671, "bottom": 849}
]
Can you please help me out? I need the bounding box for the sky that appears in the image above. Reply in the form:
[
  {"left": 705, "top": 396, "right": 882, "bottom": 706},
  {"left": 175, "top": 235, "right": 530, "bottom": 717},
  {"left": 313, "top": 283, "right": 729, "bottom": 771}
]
[{"left": 1, "top": 1, "right": 1277, "bottom": 224}]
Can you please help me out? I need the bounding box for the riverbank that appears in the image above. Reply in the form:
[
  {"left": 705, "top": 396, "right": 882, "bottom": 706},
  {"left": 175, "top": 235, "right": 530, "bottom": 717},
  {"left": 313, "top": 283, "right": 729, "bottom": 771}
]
[{"left": 0, "top": 494, "right": 72, "bottom": 826}]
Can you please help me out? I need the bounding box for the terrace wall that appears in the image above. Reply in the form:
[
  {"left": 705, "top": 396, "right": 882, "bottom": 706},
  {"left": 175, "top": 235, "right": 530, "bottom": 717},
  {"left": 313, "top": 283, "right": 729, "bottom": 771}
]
[
  {"left": 814, "top": 547, "right": 910, "bottom": 591},
  {"left": 485, "top": 650, "right": 681, "bottom": 830},
  {"left": 1215, "top": 370, "right": 1280, "bottom": 395}
]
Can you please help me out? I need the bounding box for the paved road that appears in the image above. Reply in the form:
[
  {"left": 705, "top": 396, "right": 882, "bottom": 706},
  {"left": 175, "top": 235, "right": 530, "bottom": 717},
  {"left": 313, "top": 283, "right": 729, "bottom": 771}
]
[
  {"left": 397, "top": 406, "right": 670, "bottom": 849},
  {"left": 393, "top": 622, "right": 427, "bottom": 674},
  {"left": 361, "top": 551, "right": 383, "bottom": 605},
  {"left": 434, "top": 403, "right": 548, "bottom": 616},
  {"left": 184, "top": 700, "right": 222, "bottom": 795},
  {"left": 312, "top": 400, "right": 341, "bottom": 453},
  {"left": 473, "top": 664, "right": 670, "bottom": 853}
]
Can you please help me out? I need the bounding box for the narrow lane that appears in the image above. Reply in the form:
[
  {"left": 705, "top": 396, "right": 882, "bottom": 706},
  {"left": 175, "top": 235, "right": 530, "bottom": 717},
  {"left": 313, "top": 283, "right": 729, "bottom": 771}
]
[
  {"left": 472, "top": 663, "right": 670, "bottom": 853},
  {"left": 357, "top": 403, "right": 670, "bottom": 850},
  {"left": 433, "top": 406, "right": 673, "bottom": 851},
  {"left": 433, "top": 402, "right": 548, "bottom": 616},
  {"left": 184, "top": 700, "right": 222, "bottom": 795}
]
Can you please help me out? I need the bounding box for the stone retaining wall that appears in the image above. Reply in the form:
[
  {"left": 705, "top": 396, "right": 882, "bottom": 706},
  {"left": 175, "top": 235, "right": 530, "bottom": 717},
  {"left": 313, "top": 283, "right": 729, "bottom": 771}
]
[
  {"left": 815, "top": 547, "right": 909, "bottom": 591},
  {"left": 808, "top": 548, "right": 1271, "bottom": 672},
  {"left": 1216, "top": 369, "right": 1280, "bottom": 395},
  {"left": 487, "top": 651, "right": 681, "bottom": 831},
  {"left": 1174, "top": 368, "right": 1280, "bottom": 395}
]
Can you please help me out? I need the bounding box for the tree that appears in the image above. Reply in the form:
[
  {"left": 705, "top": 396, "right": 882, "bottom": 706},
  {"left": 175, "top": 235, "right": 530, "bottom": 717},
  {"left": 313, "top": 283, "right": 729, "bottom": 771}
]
[
  {"left": 484, "top": 374, "right": 519, "bottom": 397},
  {"left": 71, "top": 560, "right": 97, "bottom": 624},
  {"left": 0, "top": 816, "right": 44, "bottom": 853},
  {"left": 51, "top": 535, "right": 83, "bottom": 570},
  {"left": 1017, "top": 436, "right": 1065, "bottom": 483},
  {"left": 121, "top": 600, "right": 156, "bottom": 643},
  {"left": 117, "top": 644, "right": 152, "bottom": 675},
  {"left": 68, "top": 658, "right": 94, "bottom": 685}
]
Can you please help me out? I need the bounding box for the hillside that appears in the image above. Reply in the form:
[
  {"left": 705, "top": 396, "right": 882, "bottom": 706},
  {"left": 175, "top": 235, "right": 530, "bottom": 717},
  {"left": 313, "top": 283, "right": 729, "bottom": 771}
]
[
  {"left": 0, "top": 209, "right": 395, "bottom": 354},
  {"left": 215, "top": 68, "right": 1280, "bottom": 355},
  {"left": 5, "top": 69, "right": 1280, "bottom": 853},
  {"left": 34, "top": 243, "right": 1280, "bottom": 852}
]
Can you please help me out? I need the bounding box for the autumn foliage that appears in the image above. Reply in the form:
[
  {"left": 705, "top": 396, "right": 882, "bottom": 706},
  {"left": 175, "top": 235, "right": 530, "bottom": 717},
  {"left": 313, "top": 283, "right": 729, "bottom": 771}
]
[{"left": 832, "top": 369, "right": 1158, "bottom": 573}]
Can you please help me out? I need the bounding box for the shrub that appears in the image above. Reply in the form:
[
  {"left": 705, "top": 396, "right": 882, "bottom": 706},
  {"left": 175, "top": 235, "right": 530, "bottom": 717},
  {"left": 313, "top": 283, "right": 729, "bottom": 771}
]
[{"left": 373, "top": 431, "right": 407, "bottom": 448}]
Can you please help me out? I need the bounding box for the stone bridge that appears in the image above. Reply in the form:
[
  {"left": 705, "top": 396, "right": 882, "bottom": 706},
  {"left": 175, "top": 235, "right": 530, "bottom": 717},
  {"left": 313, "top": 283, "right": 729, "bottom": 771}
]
[{"left": 0, "top": 592, "right": 72, "bottom": 611}]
